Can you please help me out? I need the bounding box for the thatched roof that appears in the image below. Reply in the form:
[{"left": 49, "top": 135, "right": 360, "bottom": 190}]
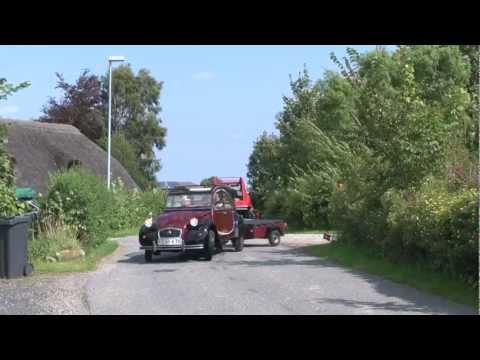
[{"left": 0, "top": 118, "right": 138, "bottom": 194}]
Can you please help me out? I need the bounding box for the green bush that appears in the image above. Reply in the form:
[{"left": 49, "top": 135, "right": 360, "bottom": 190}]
[
  {"left": 40, "top": 167, "right": 166, "bottom": 248},
  {"left": 29, "top": 216, "right": 81, "bottom": 261},
  {"left": 109, "top": 178, "right": 165, "bottom": 230},
  {"left": 330, "top": 177, "right": 479, "bottom": 286},
  {"left": 385, "top": 180, "right": 478, "bottom": 286},
  {"left": 0, "top": 124, "right": 25, "bottom": 218},
  {"left": 41, "top": 167, "right": 115, "bottom": 247}
]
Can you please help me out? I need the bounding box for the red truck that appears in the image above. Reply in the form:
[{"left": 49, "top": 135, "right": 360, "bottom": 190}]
[
  {"left": 211, "top": 177, "right": 253, "bottom": 218},
  {"left": 212, "top": 177, "right": 287, "bottom": 246}
]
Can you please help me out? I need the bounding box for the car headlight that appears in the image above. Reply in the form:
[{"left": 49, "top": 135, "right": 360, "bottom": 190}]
[
  {"left": 189, "top": 217, "right": 198, "bottom": 227},
  {"left": 144, "top": 216, "right": 153, "bottom": 228}
]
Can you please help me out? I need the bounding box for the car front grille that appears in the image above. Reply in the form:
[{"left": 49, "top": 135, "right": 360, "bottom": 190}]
[{"left": 159, "top": 228, "right": 182, "bottom": 238}]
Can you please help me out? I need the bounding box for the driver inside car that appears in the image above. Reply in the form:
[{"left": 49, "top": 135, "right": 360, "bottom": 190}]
[{"left": 181, "top": 195, "right": 192, "bottom": 207}]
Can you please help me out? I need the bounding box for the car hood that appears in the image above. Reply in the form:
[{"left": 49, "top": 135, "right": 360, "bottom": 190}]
[{"left": 155, "top": 209, "right": 211, "bottom": 229}]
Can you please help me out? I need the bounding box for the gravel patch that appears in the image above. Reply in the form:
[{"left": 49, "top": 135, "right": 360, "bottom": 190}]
[
  {"left": 0, "top": 273, "right": 90, "bottom": 315},
  {"left": 281, "top": 233, "right": 329, "bottom": 247}
]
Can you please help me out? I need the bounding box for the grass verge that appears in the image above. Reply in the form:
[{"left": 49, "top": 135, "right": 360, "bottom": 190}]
[
  {"left": 110, "top": 227, "right": 138, "bottom": 238},
  {"left": 303, "top": 242, "right": 478, "bottom": 309},
  {"left": 33, "top": 240, "right": 118, "bottom": 274}
]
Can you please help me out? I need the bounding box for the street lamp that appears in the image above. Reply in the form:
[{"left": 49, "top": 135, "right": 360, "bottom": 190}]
[{"left": 107, "top": 55, "right": 125, "bottom": 189}]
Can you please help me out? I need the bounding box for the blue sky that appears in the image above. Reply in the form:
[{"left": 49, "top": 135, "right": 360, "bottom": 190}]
[{"left": 0, "top": 45, "right": 394, "bottom": 183}]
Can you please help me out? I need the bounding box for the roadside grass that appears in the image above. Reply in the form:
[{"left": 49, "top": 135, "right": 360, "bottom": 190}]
[
  {"left": 33, "top": 240, "right": 118, "bottom": 274},
  {"left": 303, "top": 242, "right": 478, "bottom": 309},
  {"left": 110, "top": 227, "right": 138, "bottom": 238}
]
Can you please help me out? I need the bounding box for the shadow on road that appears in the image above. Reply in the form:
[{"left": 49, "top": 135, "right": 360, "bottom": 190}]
[
  {"left": 118, "top": 252, "right": 194, "bottom": 264},
  {"left": 244, "top": 243, "right": 273, "bottom": 248},
  {"left": 117, "top": 249, "right": 235, "bottom": 265},
  {"left": 226, "top": 246, "right": 476, "bottom": 314},
  {"left": 315, "top": 297, "right": 438, "bottom": 313}
]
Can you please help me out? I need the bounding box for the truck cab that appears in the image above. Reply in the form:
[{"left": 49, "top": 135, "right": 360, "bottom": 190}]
[{"left": 211, "top": 177, "right": 254, "bottom": 218}]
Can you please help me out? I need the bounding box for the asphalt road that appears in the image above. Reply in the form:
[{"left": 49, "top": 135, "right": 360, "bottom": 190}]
[{"left": 0, "top": 235, "right": 477, "bottom": 315}]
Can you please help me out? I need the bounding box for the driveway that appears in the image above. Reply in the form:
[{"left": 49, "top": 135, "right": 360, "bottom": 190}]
[{"left": 0, "top": 235, "right": 477, "bottom": 315}]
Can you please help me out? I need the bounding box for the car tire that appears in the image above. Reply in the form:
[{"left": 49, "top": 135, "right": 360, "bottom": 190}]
[
  {"left": 268, "top": 230, "right": 281, "bottom": 246},
  {"left": 232, "top": 236, "right": 244, "bottom": 252},
  {"left": 204, "top": 230, "right": 215, "bottom": 261},
  {"left": 145, "top": 250, "right": 153, "bottom": 262}
]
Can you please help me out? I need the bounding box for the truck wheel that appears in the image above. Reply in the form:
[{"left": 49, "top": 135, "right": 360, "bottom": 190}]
[
  {"left": 268, "top": 230, "right": 281, "bottom": 246},
  {"left": 204, "top": 230, "right": 215, "bottom": 261},
  {"left": 232, "top": 236, "right": 244, "bottom": 252},
  {"left": 145, "top": 250, "right": 153, "bottom": 262}
]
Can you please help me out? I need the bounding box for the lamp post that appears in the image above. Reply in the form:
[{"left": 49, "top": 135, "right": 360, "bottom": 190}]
[{"left": 107, "top": 56, "right": 125, "bottom": 189}]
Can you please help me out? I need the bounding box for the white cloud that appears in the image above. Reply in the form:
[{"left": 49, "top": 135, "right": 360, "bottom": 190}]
[
  {"left": 192, "top": 71, "right": 216, "bottom": 81},
  {"left": 0, "top": 105, "right": 19, "bottom": 115}
]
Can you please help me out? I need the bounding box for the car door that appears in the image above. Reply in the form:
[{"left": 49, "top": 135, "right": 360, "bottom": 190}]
[{"left": 212, "top": 188, "right": 235, "bottom": 235}]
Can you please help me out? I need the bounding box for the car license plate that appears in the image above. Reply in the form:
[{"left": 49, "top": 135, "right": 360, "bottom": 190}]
[{"left": 159, "top": 237, "right": 182, "bottom": 246}]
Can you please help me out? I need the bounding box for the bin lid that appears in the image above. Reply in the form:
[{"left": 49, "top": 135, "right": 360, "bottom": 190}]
[
  {"left": 16, "top": 188, "right": 37, "bottom": 200},
  {"left": 0, "top": 214, "right": 32, "bottom": 226}
]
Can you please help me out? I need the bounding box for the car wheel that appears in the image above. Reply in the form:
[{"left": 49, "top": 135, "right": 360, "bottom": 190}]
[
  {"left": 268, "top": 230, "right": 281, "bottom": 246},
  {"left": 145, "top": 250, "right": 153, "bottom": 262},
  {"left": 204, "top": 230, "right": 215, "bottom": 261},
  {"left": 232, "top": 236, "right": 244, "bottom": 252}
]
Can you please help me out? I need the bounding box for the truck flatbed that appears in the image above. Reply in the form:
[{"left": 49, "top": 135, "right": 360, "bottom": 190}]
[{"left": 241, "top": 217, "right": 287, "bottom": 245}]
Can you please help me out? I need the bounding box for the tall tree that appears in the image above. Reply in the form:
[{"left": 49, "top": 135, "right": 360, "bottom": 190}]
[
  {"left": 247, "top": 132, "right": 282, "bottom": 210},
  {"left": 39, "top": 70, "right": 105, "bottom": 141},
  {"left": 200, "top": 176, "right": 216, "bottom": 187},
  {"left": 0, "top": 78, "right": 30, "bottom": 101},
  {"left": 100, "top": 65, "right": 167, "bottom": 186}
]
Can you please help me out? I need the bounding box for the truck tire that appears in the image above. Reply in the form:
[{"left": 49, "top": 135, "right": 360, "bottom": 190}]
[
  {"left": 268, "top": 229, "right": 281, "bottom": 246},
  {"left": 145, "top": 250, "right": 153, "bottom": 262},
  {"left": 204, "top": 230, "right": 215, "bottom": 261},
  {"left": 232, "top": 236, "right": 244, "bottom": 252}
]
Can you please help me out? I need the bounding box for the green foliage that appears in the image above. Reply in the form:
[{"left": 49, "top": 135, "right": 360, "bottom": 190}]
[
  {"left": 39, "top": 66, "right": 167, "bottom": 190},
  {"left": 0, "top": 79, "right": 30, "bottom": 218},
  {"left": 383, "top": 180, "right": 478, "bottom": 286},
  {"left": 41, "top": 167, "right": 115, "bottom": 247},
  {"left": 248, "top": 46, "right": 479, "bottom": 286},
  {"left": 39, "top": 167, "right": 166, "bottom": 249},
  {"left": 200, "top": 176, "right": 215, "bottom": 187},
  {"left": 29, "top": 216, "right": 81, "bottom": 260},
  {"left": 247, "top": 132, "right": 282, "bottom": 210},
  {"left": 0, "top": 78, "right": 30, "bottom": 100},
  {"left": 100, "top": 65, "right": 167, "bottom": 186},
  {"left": 0, "top": 125, "right": 25, "bottom": 218},
  {"left": 109, "top": 177, "right": 165, "bottom": 231},
  {"left": 98, "top": 132, "right": 150, "bottom": 189}
]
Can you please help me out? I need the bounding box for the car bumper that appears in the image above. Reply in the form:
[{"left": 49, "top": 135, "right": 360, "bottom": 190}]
[
  {"left": 139, "top": 226, "right": 209, "bottom": 252},
  {"left": 140, "top": 243, "right": 204, "bottom": 252}
]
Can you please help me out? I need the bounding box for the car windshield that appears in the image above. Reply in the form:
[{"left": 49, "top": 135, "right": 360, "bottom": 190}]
[{"left": 166, "top": 193, "right": 211, "bottom": 208}]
